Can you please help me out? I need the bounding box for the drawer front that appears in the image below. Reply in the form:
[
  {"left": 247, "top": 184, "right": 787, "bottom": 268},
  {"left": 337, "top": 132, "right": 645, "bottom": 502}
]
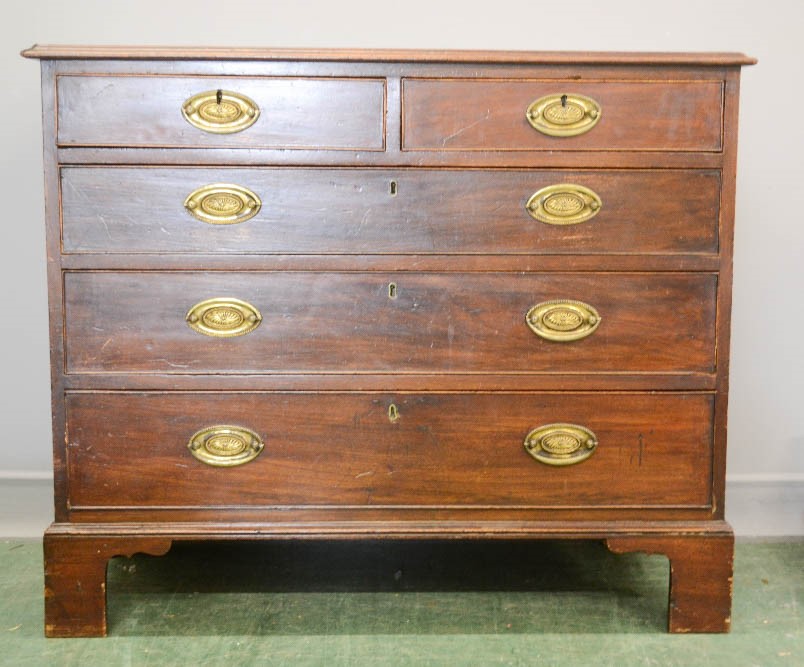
[
  {"left": 65, "top": 391, "right": 714, "bottom": 509},
  {"left": 64, "top": 271, "right": 716, "bottom": 374},
  {"left": 56, "top": 75, "right": 386, "bottom": 149},
  {"left": 61, "top": 167, "right": 720, "bottom": 255},
  {"left": 403, "top": 79, "right": 723, "bottom": 152}
]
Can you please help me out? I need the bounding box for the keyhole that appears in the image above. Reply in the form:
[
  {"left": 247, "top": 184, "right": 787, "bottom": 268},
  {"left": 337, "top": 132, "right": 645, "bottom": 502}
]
[
  {"left": 390, "top": 180, "right": 398, "bottom": 196},
  {"left": 561, "top": 94, "right": 568, "bottom": 108},
  {"left": 388, "top": 282, "right": 397, "bottom": 299},
  {"left": 388, "top": 403, "right": 400, "bottom": 423},
  {"left": 216, "top": 89, "right": 223, "bottom": 105}
]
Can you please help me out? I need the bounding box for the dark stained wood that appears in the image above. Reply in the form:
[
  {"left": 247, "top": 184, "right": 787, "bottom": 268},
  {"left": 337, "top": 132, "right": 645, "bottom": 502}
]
[
  {"left": 27, "top": 48, "right": 753, "bottom": 636},
  {"left": 65, "top": 506, "right": 718, "bottom": 524},
  {"left": 37, "top": 58, "right": 740, "bottom": 80},
  {"left": 61, "top": 167, "right": 720, "bottom": 255},
  {"left": 403, "top": 79, "right": 724, "bottom": 152},
  {"left": 43, "top": 531, "right": 172, "bottom": 637},
  {"left": 22, "top": 45, "right": 757, "bottom": 66},
  {"left": 58, "top": 253, "right": 722, "bottom": 274},
  {"left": 63, "top": 271, "right": 717, "bottom": 375},
  {"left": 57, "top": 146, "right": 726, "bottom": 168},
  {"left": 710, "top": 69, "right": 743, "bottom": 520},
  {"left": 607, "top": 531, "right": 734, "bottom": 633},
  {"left": 57, "top": 75, "right": 386, "bottom": 149},
  {"left": 41, "top": 521, "right": 731, "bottom": 636},
  {"left": 60, "top": 372, "right": 718, "bottom": 393},
  {"left": 64, "top": 391, "right": 714, "bottom": 509},
  {"left": 43, "top": 59, "right": 742, "bottom": 172},
  {"left": 42, "top": 519, "right": 735, "bottom": 537},
  {"left": 39, "top": 60, "right": 70, "bottom": 524}
]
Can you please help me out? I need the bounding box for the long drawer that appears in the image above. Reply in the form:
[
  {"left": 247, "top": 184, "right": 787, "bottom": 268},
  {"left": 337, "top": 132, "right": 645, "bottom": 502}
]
[
  {"left": 56, "top": 75, "right": 386, "bottom": 149},
  {"left": 403, "top": 79, "right": 724, "bottom": 151},
  {"left": 61, "top": 167, "right": 720, "bottom": 255},
  {"left": 65, "top": 391, "right": 714, "bottom": 509},
  {"left": 63, "top": 271, "right": 717, "bottom": 374}
]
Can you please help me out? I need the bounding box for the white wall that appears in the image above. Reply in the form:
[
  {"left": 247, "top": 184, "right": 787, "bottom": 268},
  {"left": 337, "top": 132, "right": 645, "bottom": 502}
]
[{"left": 2, "top": 0, "right": 802, "bottom": 535}]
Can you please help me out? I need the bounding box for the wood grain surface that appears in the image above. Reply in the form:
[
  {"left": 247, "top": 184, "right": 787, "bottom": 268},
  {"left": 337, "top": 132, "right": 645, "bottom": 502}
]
[
  {"left": 22, "top": 45, "right": 757, "bottom": 65},
  {"left": 28, "top": 48, "right": 753, "bottom": 636},
  {"left": 57, "top": 75, "right": 386, "bottom": 149},
  {"left": 403, "top": 79, "right": 723, "bottom": 152},
  {"left": 607, "top": 532, "right": 734, "bottom": 633},
  {"left": 63, "top": 271, "right": 717, "bottom": 374},
  {"left": 61, "top": 167, "right": 720, "bottom": 255},
  {"left": 64, "top": 391, "right": 714, "bottom": 509},
  {"left": 43, "top": 533, "right": 173, "bottom": 637}
]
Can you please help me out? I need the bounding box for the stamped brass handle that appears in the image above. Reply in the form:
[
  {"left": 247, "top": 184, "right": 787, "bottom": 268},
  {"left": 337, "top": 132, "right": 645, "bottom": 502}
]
[
  {"left": 526, "top": 184, "right": 602, "bottom": 226},
  {"left": 524, "top": 423, "right": 598, "bottom": 466},
  {"left": 526, "top": 300, "right": 601, "bottom": 342},
  {"left": 186, "top": 297, "right": 262, "bottom": 338},
  {"left": 188, "top": 425, "right": 264, "bottom": 467},
  {"left": 184, "top": 183, "right": 262, "bottom": 225},
  {"left": 182, "top": 89, "right": 260, "bottom": 134},
  {"left": 526, "top": 93, "right": 601, "bottom": 137}
]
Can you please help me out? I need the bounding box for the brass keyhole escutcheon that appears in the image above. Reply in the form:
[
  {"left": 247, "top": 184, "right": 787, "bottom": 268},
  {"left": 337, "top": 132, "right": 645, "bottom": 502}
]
[
  {"left": 388, "top": 403, "right": 400, "bottom": 423},
  {"left": 388, "top": 282, "right": 398, "bottom": 299}
]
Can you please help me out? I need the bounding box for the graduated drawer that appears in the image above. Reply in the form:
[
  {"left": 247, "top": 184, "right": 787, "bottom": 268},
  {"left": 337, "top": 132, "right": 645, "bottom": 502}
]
[
  {"left": 403, "top": 78, "right": 723, "bottom": 152},
  {"left": 64, "top": 391, "right": 714, "bottom": 509},
  {"left": 61, "top": 167, "right": 720, "bottom": 255},
  {"left": 64, "top": 271, "right": 716, "bottom": 375},
  {"left": 56, "top": 75, "right": 385, "bottom": 149}
]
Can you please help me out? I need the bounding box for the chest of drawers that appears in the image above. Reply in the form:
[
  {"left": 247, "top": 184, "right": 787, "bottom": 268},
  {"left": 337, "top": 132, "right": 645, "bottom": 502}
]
[{"left": 23, "top": 46, "right": 755, "bottom": 637}]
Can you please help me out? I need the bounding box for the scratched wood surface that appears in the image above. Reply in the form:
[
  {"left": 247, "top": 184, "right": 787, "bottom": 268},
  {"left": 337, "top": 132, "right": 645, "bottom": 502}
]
[
  {"left": 26, "top": 49, "right": 753, "bottom": 636},
  {"left": 7, "top": 538, "right": 788, "bottom": 646},
  {"left": 403, "top": 79, "right": 724, "bottom": 151},
  {"left": 63, "top": 271, "right": 717, "bottom": 375},
  {"left": 61, "top": 167, "right": 721, "bottom": 255},
  {"left": 57, "top": 75, "right": 386, "bottom": 149},
  {"left": 64, "top": 391, "right": 714, "bottom": 508}
]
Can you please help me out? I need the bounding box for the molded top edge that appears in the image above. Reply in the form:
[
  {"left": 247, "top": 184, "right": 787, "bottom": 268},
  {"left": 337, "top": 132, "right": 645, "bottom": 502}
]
[{"left": 21, "top": 45, "right": 757, "bottom": 66}]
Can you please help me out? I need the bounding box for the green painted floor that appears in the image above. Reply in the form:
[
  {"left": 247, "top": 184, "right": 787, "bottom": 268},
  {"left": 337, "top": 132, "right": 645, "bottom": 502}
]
[{"left": 0, "top": 539, "right": 800, "bottom": 666}]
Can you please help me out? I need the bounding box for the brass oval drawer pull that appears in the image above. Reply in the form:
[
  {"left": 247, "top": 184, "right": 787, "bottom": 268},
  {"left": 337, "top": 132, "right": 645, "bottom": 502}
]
[
  {"left": 186, "top": 297, "right": 262, "bottom": 338},
  {"left": 524, "top": 423, "right": 598, "bottom": 466},
  {"left": 526, "top": 93, "right": 601, "bottom": 137},
  {"left": 182, "top": 89, "right": 260, "bottom": 134},
  {"left": 184, "top": 183, "right": 262, "bottom": 225},
  {"left": 526, "top": 184, "right": 602, "bottom": 226},
  {"left": 188, "top": 425, "right": 264, "bottom": 467},
  {"left": 526, "top": 300, "right": 601, "bottom": 342}
]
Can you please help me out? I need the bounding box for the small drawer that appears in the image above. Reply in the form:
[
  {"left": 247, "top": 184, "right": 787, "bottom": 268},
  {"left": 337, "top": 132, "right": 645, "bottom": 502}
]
[
  {"left": 56, "top": 75, "right": 386, "bottom": 150},
  {"left": 403, "top": 78, "right": 723, "bottom": 152},
  {"left": 65, "top": 391, "right": 714, "bottom": 509},
  {"left": 63, "top": 271, "right": 717, "bottom": 375},
  {"left": 60, "top": 167, "right": 720, "bottom": 255}
]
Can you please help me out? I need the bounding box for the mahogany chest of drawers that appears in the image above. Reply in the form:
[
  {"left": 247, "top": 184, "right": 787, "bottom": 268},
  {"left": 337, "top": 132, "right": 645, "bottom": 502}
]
[{"left": 23, "top": 46, "right": 755, "bottom": 636}]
